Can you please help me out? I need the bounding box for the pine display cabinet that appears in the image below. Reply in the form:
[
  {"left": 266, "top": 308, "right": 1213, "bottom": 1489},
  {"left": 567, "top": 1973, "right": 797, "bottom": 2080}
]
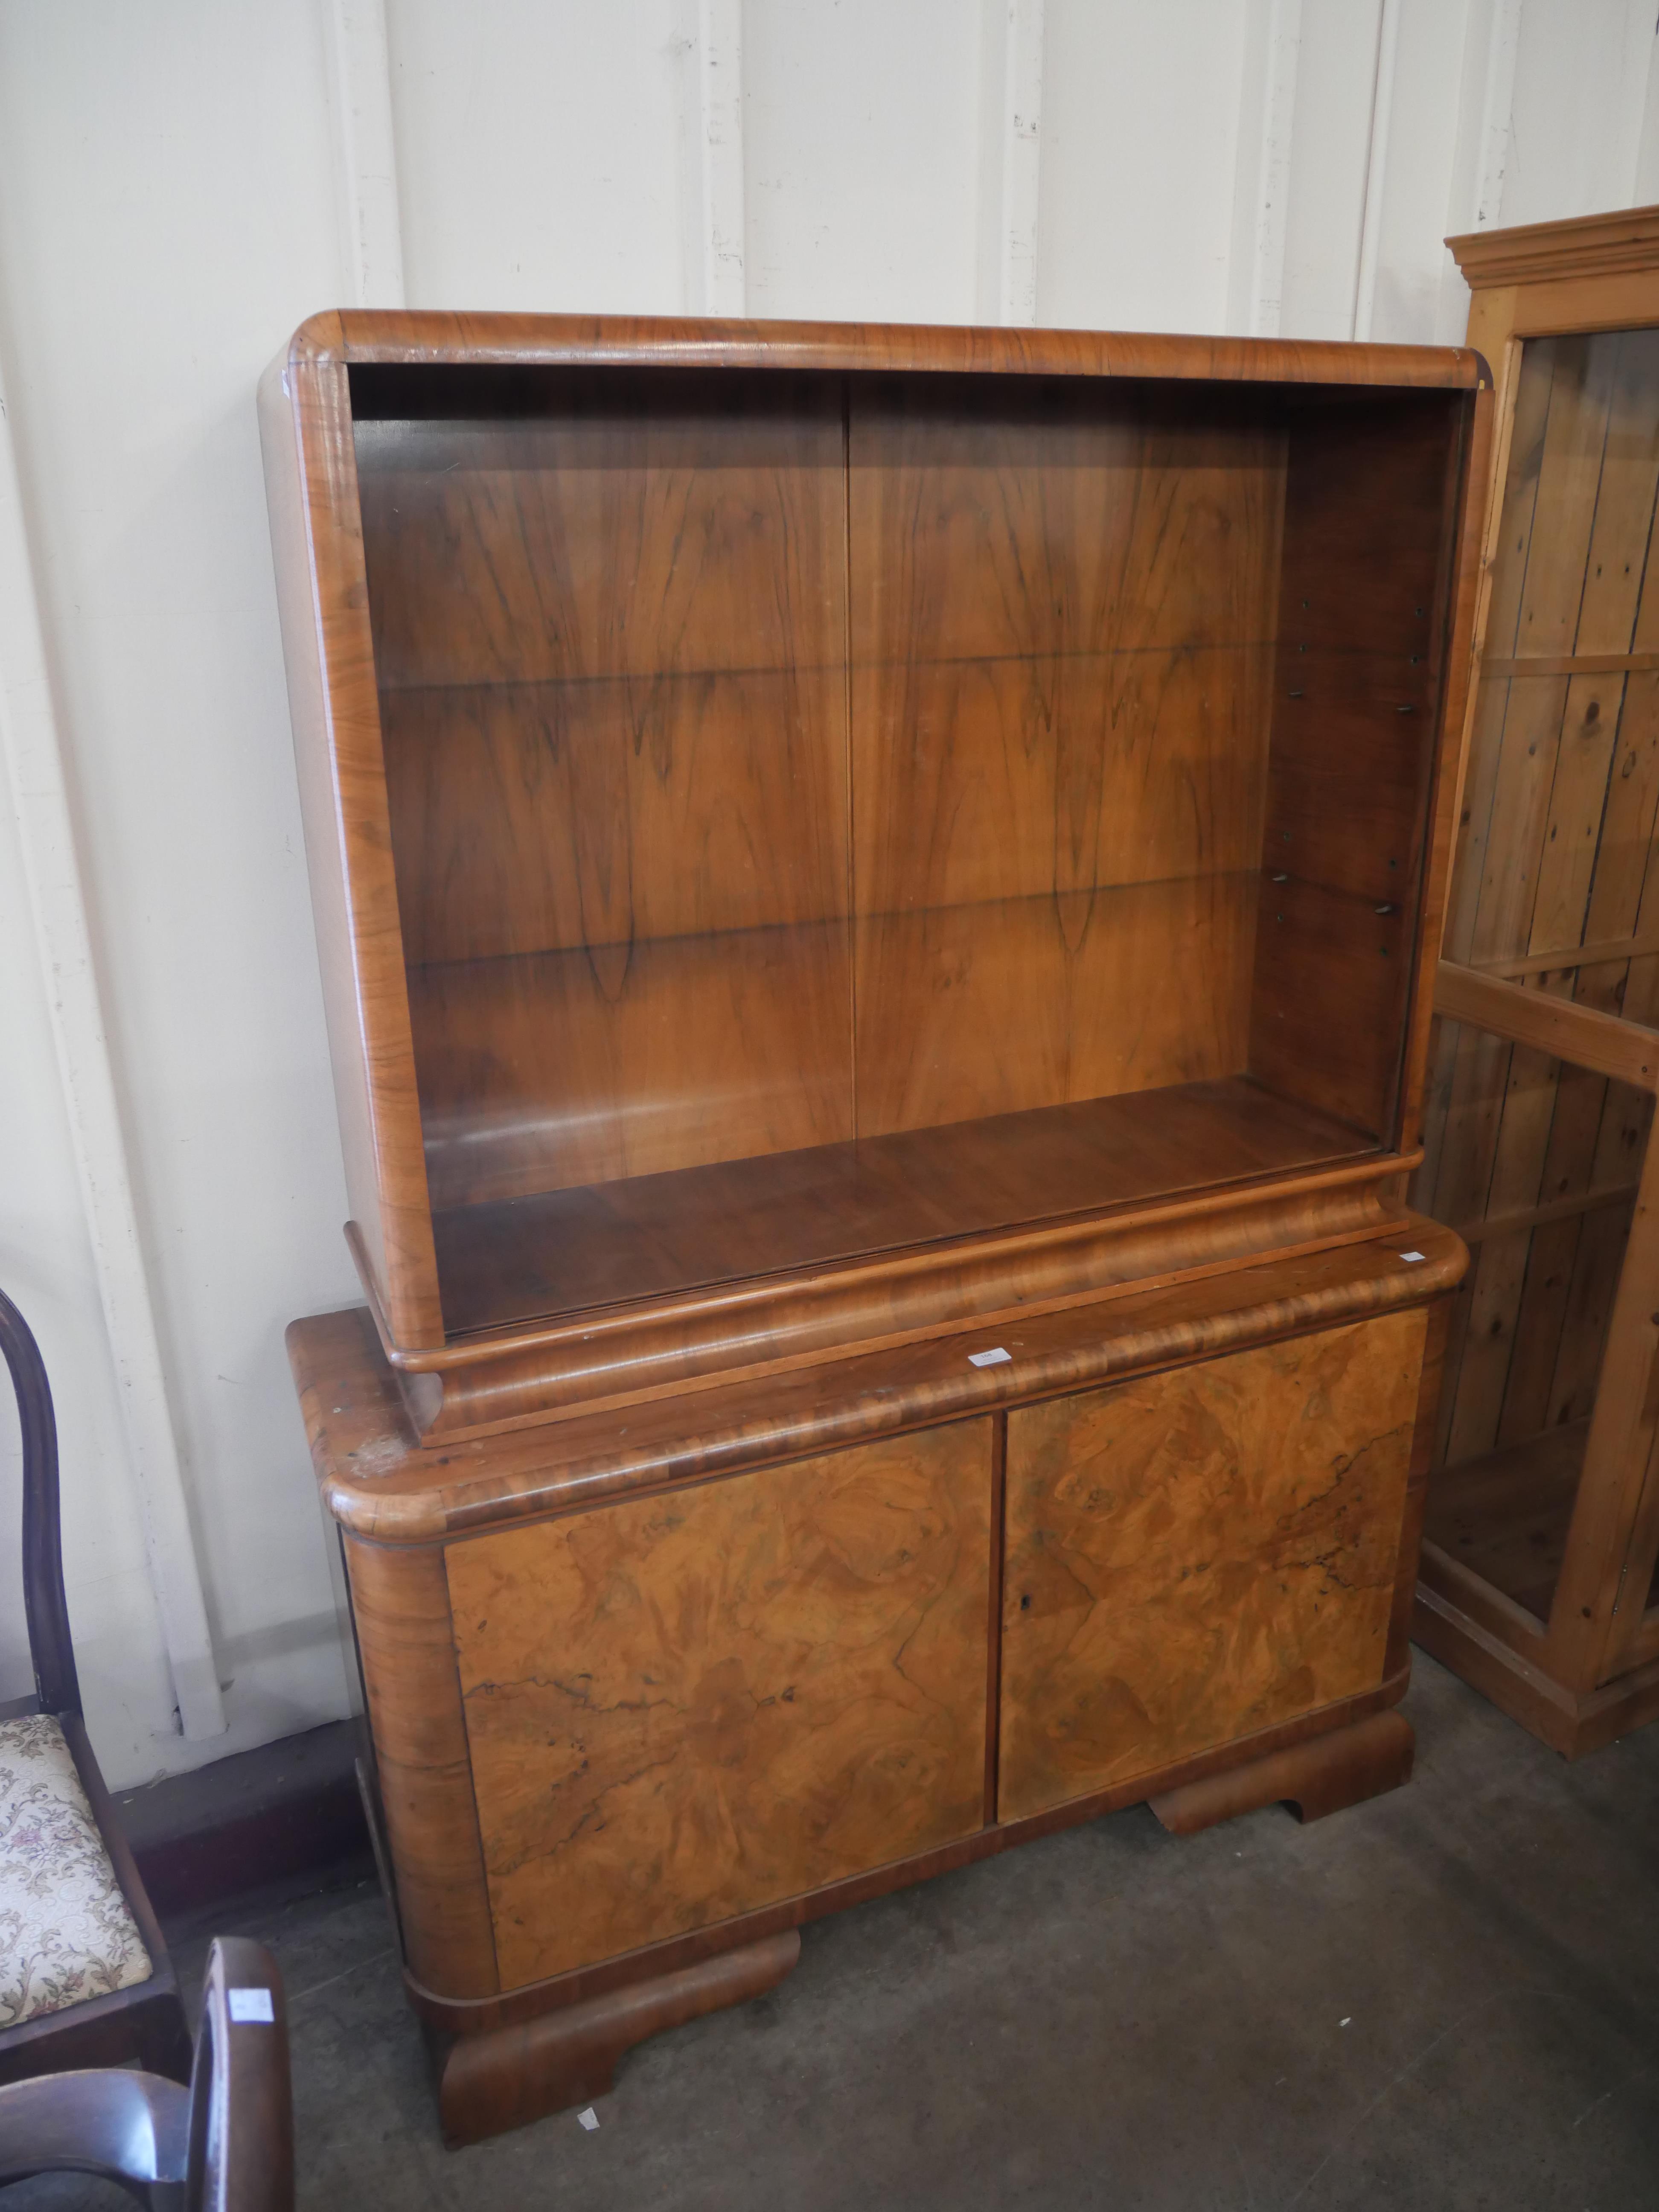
[
  {"left": 264, "top": 314, "right": 1487, "bottom": 2144},
  {"left": 1417, "top": 206, "right": 1659, "bottom": 1755}
]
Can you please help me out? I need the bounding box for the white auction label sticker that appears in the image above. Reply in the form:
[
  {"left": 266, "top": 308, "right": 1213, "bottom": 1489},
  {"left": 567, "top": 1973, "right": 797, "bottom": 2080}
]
[
  {"left": 227, "top": 1988, "right": 275, "bottom": 2024},
  {"left": 968, "top": 1347, "right": 1012, "bottom": 1368},
  {"left": 1398, "top": 1250, "right": 1426, "bottom": 1263}
]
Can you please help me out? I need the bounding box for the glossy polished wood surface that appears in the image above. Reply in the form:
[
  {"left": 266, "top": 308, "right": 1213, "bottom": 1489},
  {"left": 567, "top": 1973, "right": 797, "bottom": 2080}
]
[
  {"left": 849, "top": 380, "right": 1279, "bottom": 1134},
  {"left": 292, "top": 310, "right": 1487, "bottom": 390},
  {"left": 267, "top": 316, "right": 1485, "bottom": 1399},
  {"left": 447, "top": 1423, "right": 992, "bottom": 1984},
  {"left": 406, "top": 928, "right": 852, "bottom": 1213},
  {"left": 1249, "top": 398, "right": 1461, "bottom": 1139},
  {"left": 332, "top": 1256, "right": 1449, "bottom": 2049},
  {"left": 429, "top": 1932, "right": 800, "bottom": 2147},
  {"left": 270, "top": 318, "right": 1486, "bottom": 2144},
  {"left": 342, "top": 1535, "right": 499, "bottom": 1998},
  {"left": 291, "top": 1214, "right": 1464, "bottom": 1543},
  {"left": 1385, "top": 1296, "right": 1449, "bottom": 1683},
  {"left": 433, "top": 1078, "right": 1370, "bottom": 1334},
  {"left": 355, "top": 372, "right": 851, "bottom": 1211},
  {"left": 360, "top": 364, "right": 1300, "bottom": 1269},
  {"left": 406, "top": 1658, "right": 1416, "bottom": 2047},
  {"left": 997, "top": 1308, "right": 1424, "bottom": 1821},
  {"left": 259, "top": 352, "right": 444, "bottom": 1346},
  {"left": 1148, "top": 1707, "right": 1415, "bottom": 1834},
  {"left": 393, "top": 1168, "right": 1416, "bottom": 1441}
]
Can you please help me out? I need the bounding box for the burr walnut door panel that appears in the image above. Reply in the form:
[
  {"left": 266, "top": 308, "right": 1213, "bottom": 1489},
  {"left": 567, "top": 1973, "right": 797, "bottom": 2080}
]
[
  {"left": 447, "top": 1422, "right": 993, "bottom": 1988},
  {"left": 997, "top": 1310, "right": 1426, "bottom": 1822}
]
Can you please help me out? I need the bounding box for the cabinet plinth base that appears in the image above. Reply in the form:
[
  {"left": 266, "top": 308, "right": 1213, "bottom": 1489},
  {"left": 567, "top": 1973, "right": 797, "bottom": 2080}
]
[
  {"left": 426, "top": 1931, "right": 802, "bottom": 2148},
  {"left": 1148, "top": 1710, "right": 1415, "bottom": 1835},
  {"left": 1413, "top": 1582, "right": 1659, "bottom": 1758}
]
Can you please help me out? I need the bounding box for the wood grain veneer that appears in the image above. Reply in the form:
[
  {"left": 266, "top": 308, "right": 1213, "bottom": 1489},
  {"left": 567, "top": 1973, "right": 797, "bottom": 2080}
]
[
  {"left": 298, "top": 313, "right": 1487, "bottom": 388},
  {"left": 342, "top": 1536, "right": 498, "bottom": 1997},
  {"left": 1148, "top": 1708, "right": 1415, "bottom": 1833},
  {"left": 267, "top": 317, "right": 1485, "bottom": 1431},
  {"left": 431, "top": 1079, "right": 1372, "bottom": 1334},
  {"left": 1250, "top": 397, "right": 1466, "bottom": 1140},
  {"left": 427, "top": 1932, "right": 801, "bottom": 2149},
  {"left": 270, "top": 314, "right": 1484, "bottom": 2143},
  {"left": 854, "top": 880, "right": 1260, "bottom": 1137},
  {"left": 447, "top": 1423, "right": 992, "bottom": 1984},
  {"left": 352, "top": 1165, "right": 1423, "bottom": 1442},
  {"left": 258, "top": 346, "right": 444, "bottom": 1347},
  {"left": 1385, "top": 1296, "right": 1450, "bottom": 1682},
  {"left": 291, "top": 1218, "right": 1463, "bottom": 1544},
  {"left": 355, "top": 375, "right": 851, "bottom": 1211},
  {"left": 996, "top": 1308, "right": 1424, "bottom": 1821},
  {"left": 848, "top": 380, "right": 1280, "bottom": 1135},
  {"left": 406, "top": 924, "right": 855, "bottom": 1210},
  {"left": 293, "top": 1224, "right": 1454, "bottom": 2054},
  {"left": 401, "top": 1668, "right": 1418, "bottom": 2050}
]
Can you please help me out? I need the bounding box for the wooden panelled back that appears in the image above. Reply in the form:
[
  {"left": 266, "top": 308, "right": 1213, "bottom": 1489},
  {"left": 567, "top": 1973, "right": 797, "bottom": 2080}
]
[
  {"left": 344, "top": 359, "right": 1467, "bottom": 1319},
  {"left": 353, "top": 367, "right": 852, "bottom": 1209},
  {"left": 848, "top": 377, "right": 1283, "bottom": 1137},
  {"left": 1420, "top": 330, "right": 1659, "bottom": 1474}
]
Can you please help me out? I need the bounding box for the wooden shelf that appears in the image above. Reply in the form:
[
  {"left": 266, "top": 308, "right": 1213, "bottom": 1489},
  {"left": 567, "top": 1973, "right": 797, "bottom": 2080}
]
[
  {"left": 432, "top": 1075, "right": 1376, "bottom": 1336},
  {"left": 1424, "top": 1421, "right": 1590, "bottom": 1623},
  {"left": 264, "top": 317, "right": 1478, "bottom": 1433}
]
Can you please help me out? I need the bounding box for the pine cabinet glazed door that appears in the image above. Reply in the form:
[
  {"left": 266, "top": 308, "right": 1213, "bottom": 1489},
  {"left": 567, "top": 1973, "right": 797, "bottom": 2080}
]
[
  {"left": 446, "top": 1421, "right": 993, "bottom": 1987},
  {"left": 997, "top": 1310, "right": 1426, "bottom": 1822}
]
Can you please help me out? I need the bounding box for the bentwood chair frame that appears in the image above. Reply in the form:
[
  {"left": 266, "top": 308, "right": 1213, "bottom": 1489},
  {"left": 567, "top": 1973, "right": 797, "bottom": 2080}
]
[{"left": 0, "top": 1933, "right": 292, "bottom": 2209}]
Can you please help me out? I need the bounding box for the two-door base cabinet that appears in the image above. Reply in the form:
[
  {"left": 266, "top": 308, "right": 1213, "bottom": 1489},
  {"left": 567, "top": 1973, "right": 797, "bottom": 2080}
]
[
  {"left": 265, "top": 313, "right": 1489, "bottom": 2143},
  {"left": 293, "top": 1216, "right": 1460, "bottom": 2145}
]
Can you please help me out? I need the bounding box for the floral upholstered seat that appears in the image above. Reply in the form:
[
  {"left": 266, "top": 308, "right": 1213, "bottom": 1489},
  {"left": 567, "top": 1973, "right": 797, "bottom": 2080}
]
[{"left": 0, "top": 1713, "right": 151, "bottom": 2028}]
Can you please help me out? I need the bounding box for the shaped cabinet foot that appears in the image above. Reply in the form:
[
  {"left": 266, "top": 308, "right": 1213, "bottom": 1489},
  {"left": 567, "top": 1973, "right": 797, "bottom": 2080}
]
[
  {"left": 1148, "top": 1709, "right": 1415, "bottom": 1836},
  {"left": 427, "top": 1931, "right": 802, "bottom": 2148}
]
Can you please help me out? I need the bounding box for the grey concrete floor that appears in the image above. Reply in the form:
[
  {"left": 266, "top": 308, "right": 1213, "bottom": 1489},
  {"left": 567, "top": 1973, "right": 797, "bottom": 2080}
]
[{"left": 12, "top": 1652, "right": 1659, "bottom": 2209}]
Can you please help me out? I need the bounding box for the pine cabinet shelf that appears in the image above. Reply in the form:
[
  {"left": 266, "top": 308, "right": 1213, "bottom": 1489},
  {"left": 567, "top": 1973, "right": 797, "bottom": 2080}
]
[{"left": 264, "top": 313, "right": 1487, "bottom": 2144}]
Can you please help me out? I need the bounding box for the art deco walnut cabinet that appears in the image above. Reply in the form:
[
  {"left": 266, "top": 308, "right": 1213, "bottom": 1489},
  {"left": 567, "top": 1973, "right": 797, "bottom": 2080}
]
[{"left": 262, "top": 312, "right": 1487, "bottom": 2145}]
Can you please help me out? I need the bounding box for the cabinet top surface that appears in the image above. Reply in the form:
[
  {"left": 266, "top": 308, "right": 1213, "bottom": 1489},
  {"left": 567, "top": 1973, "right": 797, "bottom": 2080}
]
[
  {"left": 290, "top": 1217, "right": 1464, "bottom": 1546},
  {"left": 280, "top": 310, "right": 1487, "bottom": 392}
]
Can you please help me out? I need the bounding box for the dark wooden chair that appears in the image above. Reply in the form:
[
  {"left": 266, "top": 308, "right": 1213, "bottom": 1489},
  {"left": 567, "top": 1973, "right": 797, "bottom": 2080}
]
[
  {"left": 0, "top": 1933, "right": 291, "bottom": 2208},
  {"left": 0, "top": 1286, "right": 190, "bottom": 2083}
]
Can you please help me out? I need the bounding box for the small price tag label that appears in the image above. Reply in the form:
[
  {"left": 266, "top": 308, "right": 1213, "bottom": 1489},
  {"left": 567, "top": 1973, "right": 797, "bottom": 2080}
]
[
  {"left": 1399, "top": 1250, "right": 1426, "bottom": 1263},
  {"left": 968, "top": 1347, "right": 1012, "bottom": 1368},
  {"left": 228, "top": 1988, "right": 274, "bottom": 2024}
]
